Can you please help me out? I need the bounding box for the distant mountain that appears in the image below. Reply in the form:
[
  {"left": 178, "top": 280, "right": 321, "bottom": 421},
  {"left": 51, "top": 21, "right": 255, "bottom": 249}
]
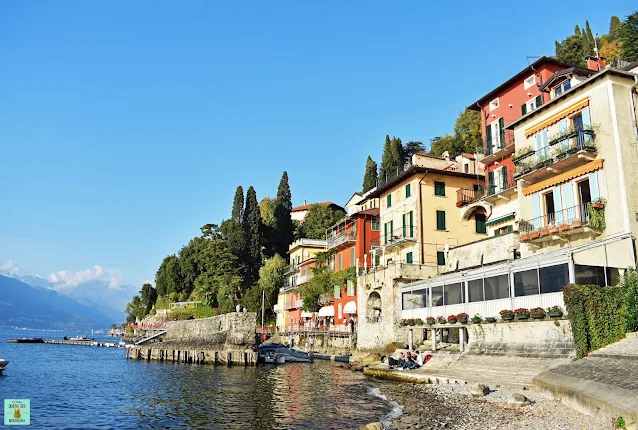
[{"left": 0, "top": 275, "right": 115, "bottom": 330}]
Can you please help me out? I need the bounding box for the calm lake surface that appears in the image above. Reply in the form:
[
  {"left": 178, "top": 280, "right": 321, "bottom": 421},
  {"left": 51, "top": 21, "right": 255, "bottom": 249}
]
[{"left": 0, "top": 328, "right": 398, "bottom": 429}]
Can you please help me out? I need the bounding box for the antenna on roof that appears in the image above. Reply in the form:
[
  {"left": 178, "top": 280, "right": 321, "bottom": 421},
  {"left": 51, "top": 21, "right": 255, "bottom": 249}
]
[{"left": 526, "top": 56, "right": 542, "bottom": 66}]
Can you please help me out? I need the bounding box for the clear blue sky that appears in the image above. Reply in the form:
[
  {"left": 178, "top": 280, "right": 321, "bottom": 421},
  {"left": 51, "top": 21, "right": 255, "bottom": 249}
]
[{"left": 0, "top": 1, "right": 631, "bottom": 300}]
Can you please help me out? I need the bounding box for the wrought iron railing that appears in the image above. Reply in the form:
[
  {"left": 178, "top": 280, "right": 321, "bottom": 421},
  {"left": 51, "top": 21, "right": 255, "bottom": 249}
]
[
  {"left": 327, "top": 232, "right": 356, "bottom": 249},
  {"left": 484, "top": 129, "right": 515, "bottom": 156},
  {"left": 383, "top": 226, "right": 418, "bottom": 246},
  {"left": 514, "top": 129, "right": 596, "bottom": 175},
  {"left": 487, "top": 170, "right": 515, "bottom": 196},
  {"left": 519, "top": 203, "right": 590, "bottom": 235},
  {"left": 456, "top": 187, "right": 485, "bottom": 206}
]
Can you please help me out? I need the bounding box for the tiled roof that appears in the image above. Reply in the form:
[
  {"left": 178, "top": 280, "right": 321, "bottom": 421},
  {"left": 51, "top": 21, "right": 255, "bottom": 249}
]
[{"left": 292, "top": 201, "right": 340, "bottom": 212}]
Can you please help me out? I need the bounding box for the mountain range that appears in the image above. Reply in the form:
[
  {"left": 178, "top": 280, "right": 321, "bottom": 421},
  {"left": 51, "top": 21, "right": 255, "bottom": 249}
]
[{"left": 0, "top": 275, "right": 124, "bottom": 330}]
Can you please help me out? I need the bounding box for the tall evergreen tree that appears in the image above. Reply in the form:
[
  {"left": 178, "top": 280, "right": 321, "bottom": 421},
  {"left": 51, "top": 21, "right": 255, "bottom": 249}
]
[
  {"left": 609, "top": 16, "right": 622, "bottom": 41},
  {"left": 273, "top": 171, "right": 293, "bottom": 258},
  {"left": 231, "top": 186, "right": 244, "bottom": 221},
  {"left": 362, "top": 156, "right": 378, "bottom": 192},
  {"left": 582, "top": 26, "right": 593, "bottom": 58},
  {"left": 390, "top": 137, "right": 404, "bottom": 166},
  {"left": 379, "top": 135, "right": 392, "bottom": 179},
  {"left": 555, "top": 34, "right": 586, "bottom": 67},
  {"left": 403, "top": 141, "right": 425, "bottom": 162},
  {"left": 620, "top": 11, "right": 638, "bottom": 61},
  {"left": 243, "top": 186, "right": 263, "bottom": 284}
]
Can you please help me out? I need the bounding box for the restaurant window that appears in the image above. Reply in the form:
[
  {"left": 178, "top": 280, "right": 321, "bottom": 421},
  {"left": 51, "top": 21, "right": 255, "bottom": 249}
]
[
  {"left": 431, "top": 286, "right": 444, "bottom": 306},
  {"left": 575, "top": 265, "right": 621, "bottom": 287},
  {"left": 539, "top": 264, "right": 569, "bottom": 293},
  {"left": 402, "top": 289, "right": 428, "bottom": 310},
  {"left": 484, "top": 274, "right": 510, "bottom": 299},
  {"left": 444, "top": 283, "right": 464, "bottom": 305},
  {"left": 514, "top": 269, "right": 540, "bottom": 296},
  {"left": 468, "top": 279, "right": 484, "bottom": 302},
  {"left": 434, "top": 181, "right": 446, "bottom": 197}
]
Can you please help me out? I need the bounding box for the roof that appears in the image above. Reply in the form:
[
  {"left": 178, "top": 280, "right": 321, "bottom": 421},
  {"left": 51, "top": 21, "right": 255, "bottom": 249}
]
[
  {"left": 466, "top": 57, "right": 577, "bottom": 111},
  {"left": 353, "top": 208, "right": 380, "bottom": 217},
  {"left": 366, "top": 166, "right": 484, "bottom": 199},
  {"left": 462, "top": 152, "right": 476, "bottom": 160},
  {"left": 538, "top": 67, "right": 594, "bottom": 92},
  {"left": 291, "top": 201, "right": 344, "bottom": 212},
  {"left": 506, "top": 68, "right": 637, "bottom": 131},
  {"left": 622, "top": 60, "right": 638, "bottom": 72}
]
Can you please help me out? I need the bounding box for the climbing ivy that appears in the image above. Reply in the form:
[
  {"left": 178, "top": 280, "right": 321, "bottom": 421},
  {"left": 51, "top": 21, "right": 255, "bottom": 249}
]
[
  {"left": 620, "top": 269, "right": 638, "bottom": 332},
  {"left": 564, "top": 284, "right": 628, "bottom": 358}
]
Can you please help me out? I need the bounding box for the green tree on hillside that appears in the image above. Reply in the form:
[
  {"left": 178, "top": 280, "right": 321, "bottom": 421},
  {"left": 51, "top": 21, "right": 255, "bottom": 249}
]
[
  {"left": 272, "top": 171, "right": 293, "bottom": 258},
  {"left": 259, "top": 197, "right": 276, "bottom": 227},
  {"left": 244, "top": 186, "right": 263, "bottom": 284},
  {"left": 231, "top": 186, "right": 244, "bottom": 221},
  {"left": 140, "top": 283, "right": 158, "bottom": 314},
  {"left": 362, "top": 156, "right": 378, "bottom": 192},
  {"left": 403, "top": 141, "right": 425, "bottom": 161},
  {"left": 155, "top": 254, "right": 182, "bottom": 297},
  {"left": 243, "top": 255, "right": 286, "bottom": 323},
  {"left": 380, "top": 135, "right": 404, "bottom": 179},
  {"left": 620, "top": 11, "right": 638, "bottom": 61},
  {"left": 298, "top": 204, "right": 345, "bottom": 239},
  {"left": 221, "top": 185, "right": 248, "bottom": 270},
  {"left": 453, "top": 110, "right": 481, "bottom": 154},
  {"left": 555, "top": 33, "right": 586, "bottom": 67},
  {"left": 125, "top": 295, "right": 145, "bottom": 323},
  {"left": 609, "top": 16, "right": 623, "bottom": 41}
]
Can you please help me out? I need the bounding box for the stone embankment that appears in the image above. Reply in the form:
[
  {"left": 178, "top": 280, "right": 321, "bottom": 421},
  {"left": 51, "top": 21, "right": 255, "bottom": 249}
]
[{"left": 126, "top": 312, "right": 258, "bottom": 366}]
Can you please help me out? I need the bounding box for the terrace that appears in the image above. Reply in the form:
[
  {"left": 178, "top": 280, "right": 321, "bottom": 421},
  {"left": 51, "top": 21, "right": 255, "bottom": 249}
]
[
  {"left": 479, "top": 129, "right": 515, "bottom": 164},
  {"left": 518, "top": 202, "right": 604, "bottom": 243}
]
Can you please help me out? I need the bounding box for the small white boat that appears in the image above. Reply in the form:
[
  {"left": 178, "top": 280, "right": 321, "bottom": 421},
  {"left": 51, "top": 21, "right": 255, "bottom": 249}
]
[
  {"left": 70, "top": 336, "right": 91, "bottom": 342},
  {"left": 264, "top": 352, "right": 286, "bottom": 364},
  {"left": 0, "top": 358, "right": 8, "bottom": 375}
]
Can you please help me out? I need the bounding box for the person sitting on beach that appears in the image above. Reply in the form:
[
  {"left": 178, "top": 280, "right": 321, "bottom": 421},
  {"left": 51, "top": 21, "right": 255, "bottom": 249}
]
[
  {"left": 415, "top": 350, "right": 423, "bottom": 367},
  {"left": 387, "top": 352, "right": 405, "bottom": 369},
  {"left": 401, "top": 353, "right": 419, "bottom": 370}
]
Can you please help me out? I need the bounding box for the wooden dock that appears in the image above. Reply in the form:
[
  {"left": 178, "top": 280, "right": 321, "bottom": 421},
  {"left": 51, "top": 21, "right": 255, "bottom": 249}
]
[
  {"left": 44, "top": 339, "right": 124, "bottom": 348},
  {"left": 126, "top": 345, "right": 258, "bottom": 366}
]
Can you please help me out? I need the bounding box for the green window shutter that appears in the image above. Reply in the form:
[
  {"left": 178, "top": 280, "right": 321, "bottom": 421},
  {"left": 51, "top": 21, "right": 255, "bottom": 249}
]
[
  {"left": 502, "top": 166, "right": 508, "bottom": 188},
  {"left": 390, "top": 220, "right": 394, "bottom": 238},
  {"left": 507, "top": 225, "right": 514, "bottom": 233},
  {"left": 488, "top": 170, "right": 494, "bottom": 191},
  {"left": 386, "top": 194, "right": 392, "bottom": 208},
  {"left": 338, "top": 253, "right": 342, "bottom": 270},
  {"left": 521, "top": 103, "right": 527, "bottom": 115},
  {"left": 485, "top": 123, "right": 492, "bottom": 152},
  {"left": 352, "top": 221, "right": 356, "bottom": 236},
  {"left": 374, "top": 253, "right": 380, "bottom": 266},
  {"left": 436, "top": 210, "right": 446, "bottom": 230},
  {"left": 384, "top": 223, "right": 388, "bottom": 245},
  {"left": 409, "top": 211, "right": 413, "bottom": 237},
  {"left": 437, "top": 251, "right": 445, "bottom": 266},
  {"left": 475, "top": 214, "right": 486, "bottom": 234},
  {"left": 434, "top": 181, "right": 445, "bottom": 196},
  {"left": 350, "top": 247, "right": 355, "bottom": 266},
  {"left": 406, "top": 252, "right": 413, "bottom": 264},
  {"left": 405, "top": 183, "right": 411, "bottom": 198},
  {"left": 402, "top": 213, "right": 406, "bottom": 237},
  {"left": 498, "top": 118, "right": 505, "bottom": 145},
  {"left": 535, "top": 95, "right": 542, "bottom": 107},
  {"left": 494, "top": 228, "right": 501, "bottom": 236}
]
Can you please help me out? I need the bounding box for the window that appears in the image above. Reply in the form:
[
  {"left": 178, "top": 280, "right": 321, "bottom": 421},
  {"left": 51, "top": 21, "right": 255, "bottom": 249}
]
[
  {"left": 386, "top": 194, "right": 392, "bottom": 208},
  {"left": 384, "top": 220, "right": 393, "bottom": 244},
  {"left": 434, "top": 181, "right": 445, "bottom": 196},
  {"left": 489, "top": 98, "right": 499, "bottom": 111},
  {"left": 347, "top": 280, "right": 355, "bottom": 296},
  {"left": 437, "top": 251, "right": 446, "bottom": 266},
  {"left": 484, "top": 275, "right": 510, "bottom": 300},
  {"left": 371, "top": 217, "right": 379, "bottom": 231},
  {"left": 405, "top": 183, "right": 411, "bottom": 198},
  {"left": 374, "top": 253, "right": 380, "bottom": 267},
  {"left": 333, "top": 285, "right": 341, "bottom": 299},
  {"left": 406, "top": 252, "right": 413, "bottom": 264},
  {"left": 514, "top": 269, "right": 539, "bottom": 296},
  {"left": 539, "top": 264, "right": 569, "bottom": 293},
  {"left": 468, "top": 279, "right": 484, "bottom": 302},
  {"left": 431, "top": 286, "right": 443, "bottom": 306},
  {"left": 521, "top": 95, "right": 542, "bottom": 115},
  {"left": 338, "top": 253, "right": 342, "bottom": 270},
  {"left": 436, "top": 210, "right": 446, "bottom": 230},
  {"left": 402, "top": 289, "right": 427, "bottom": 310},
  {"left": 552, "top": 80, "right": 572, "bottom": 99},
  {"left": 475, "top": 213, "right": 487, "bottom": 234},
  {"left": 575, "top": 265, "right": 620, "bottom": 287},
  {"left": 444, "top": 283, "right": 464, "bottom": 305},
  {"left": 350, "top": 248, "right": 355, "bottom": 266},
  {"left": 464, "top": 164, "right": 469, "bottom": 173},
  {"left": 524, "top": 74, "right": 536, "bottom": 89}
]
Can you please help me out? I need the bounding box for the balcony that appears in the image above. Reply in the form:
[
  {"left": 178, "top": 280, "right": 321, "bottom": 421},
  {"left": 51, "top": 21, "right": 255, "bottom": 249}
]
[
  {"left": 480, "top": 129, "right": 515, "bottom": 164},
  {"left": 519, "top": 203, "right": 602, "bottom": 243},
  {"left": 327, "top": 232, "right": 356, "bottom": 251},
  {"left": 484, "top": 169, "right": 516, "bottom": 202},
  {"left": 285, "top": 299, "right": 304, "bottom": 310},
  {"left": 382, "top": 226, "right": 418, "bottom": 250},
  {"left": 456, "top": 187, "right": 486, "bottom": 207},
  {"left": 514, "top": 129, "right": 597, "bottom": 184}
]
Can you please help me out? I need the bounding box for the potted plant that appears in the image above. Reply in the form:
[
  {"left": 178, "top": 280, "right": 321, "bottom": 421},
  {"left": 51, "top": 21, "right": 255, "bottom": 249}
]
[
  {"left": 539, "top": 227, "right": 550, "bottom": 237},
  {"left": 448, "top": 314, "right": 458, "bottom": 324},
  {"left": 457, "top": 312, "right": 469, "bottom": 324},
  {"left": 547, "top": 305, "right": 564, "bottom": 318},
  {"left": 436, "top": 316, "right": 447, "bottom": 324},
  {"left": 530, "top": 307, "right": 546, "bottom": 319},
  {"left": 615, "top": 416, "right": 626, "bottom": 430},
  {"left": 499, "top": 309, "right": 515, "bottom": 321},
  {"left": 589, "top": 202, "right": 606, "bottom": 230},
  {"left": 529, "top": 230, "right": 540, "bottom": 239},
  {"left": 520, "top": 233, "right": 530, "bottom": 241},
  {"left": 513, "top": 145, "right": 533, "bottom": 161},
  {"left": 486, "top": 316, "right": 497, "bottom": 323},
  {"left": 559, "top": 223, "right": 571, "bottom": 232},
  {"left": 572, "top": 219, "right": 583, "bottom": 228},
  {"left": 591, "top": 198, "right": 605, "bottom": 209},
  {"left": 548, "top": 224, "right": 559, "bottom": 234},
  {"left": 515, "top": 308, "right": 531, "bottom": 319},
  {"left": 471, "top": 314, "right": 482, "bottom": 324},
  {"left": 414, "top": 318, "right": 424, "bottom": 326},
  {"left": 426, "top": 316, "right": 436, "bottom": 325}
]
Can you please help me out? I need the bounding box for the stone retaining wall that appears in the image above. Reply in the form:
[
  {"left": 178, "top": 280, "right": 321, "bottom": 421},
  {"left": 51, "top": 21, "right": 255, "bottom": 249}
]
[
  {"left": 277, "top": 333, "right": 355, "bottom": 355},
  {"left": 165, "top": 312, "right": 256, "bottom": 348},
  {"left": 466, "top": 319, "right": 575, "bottom": 358},
  {"left": 126, "top": 346, "right": 258, "bottom": 366}
]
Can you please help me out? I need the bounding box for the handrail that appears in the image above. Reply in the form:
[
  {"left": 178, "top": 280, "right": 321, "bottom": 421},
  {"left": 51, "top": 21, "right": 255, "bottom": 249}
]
[
  {"left": 484, "top": 129, "right": 515, "bottom": 155},
  {"left": 519, "top": 203, "right": 590, "bottom": 235},
  {"left": 514, "top": 129, "right": 596, "bottom": 174},
  {"left": 487, "top": 169, "right": 515, "bottom": 196},
  {"left": 456, "top": 187, "right": 485, "bottom": 206},
  {"left": 327, "top": 232, "right": 356, "bottom": 249},
  {"left": 382, "top": 226, "right": 418, "bottom": 246}
]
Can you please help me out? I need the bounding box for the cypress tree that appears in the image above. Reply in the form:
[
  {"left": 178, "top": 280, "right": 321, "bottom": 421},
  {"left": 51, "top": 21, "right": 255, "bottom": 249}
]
[
  {"left": 585, "top": 21, "right": 595, "bottom": 56},
  {"left": 390, "top": 137, "right": 404, "bottom": 166},
  {"left": 379, "top": 135, "right": 392, "bottom": 180},
  {"left": 362, "top": 156, "right": 378, "bottom": 192},
  {"left": 231, "top": 186, "right": 244, "bottom": 222},
  {"left": 609, "top": 16, "right": 622, "bottom": 42},
  {"left": 244, "top": 186, "right": 263, "bottom": 283},
  {"left": 273, "top": 171, "right": 293, "bottom": 258},
  {"left": 620, "top": 12, "right": 638, "bottom": 61}
]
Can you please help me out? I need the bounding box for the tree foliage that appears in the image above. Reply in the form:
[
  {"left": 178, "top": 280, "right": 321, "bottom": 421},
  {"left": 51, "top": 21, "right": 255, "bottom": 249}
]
[
  {"left": 428, "top": 110, "right": 481, "bottom": 157},
  {"left": 620, "top": 11, "right": 638, "bottom": 61},
  {"left": 272, "top": 171, "right": 293, "bottom": 258},
  {"left": 298, "top": 204, "right": 345, "bottom": 240},
  {"left": 403, "top": 141, "right": 425, "bottom": 161},
  {"left": 362, "top": 155, "right": 378, "bottom": 192},
  {"left": 380, "top": 135, "right": 404, "bottom": 179},
  {"left": 244, "top": 186, "right": 263, "bottom": 284}
]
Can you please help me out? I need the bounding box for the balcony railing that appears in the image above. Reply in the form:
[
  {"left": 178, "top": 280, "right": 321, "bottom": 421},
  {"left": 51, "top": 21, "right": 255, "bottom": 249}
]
[
  {"left": 514, "top": 129, "right": 596, "bottom": 177},
  {"left": 487, "top": 169, "right": 515, "bottom": 196},
  {"left": 519, "top": 203, "right": 596, "bottom": 240},
  {"left": 327, "top": 232, "right": 356, "bottom": 250},
  {"left": 285, "top": 299, "right": 304, "bottom": 310},
  {"left": 383, "top": 226, "right": 418, "bottom": 249},
  {"left": 484, "top": 129, "right": 515, "bottom": 156},
  {"left": 456, "top": 187, "right": 485, "bottom": 207}
]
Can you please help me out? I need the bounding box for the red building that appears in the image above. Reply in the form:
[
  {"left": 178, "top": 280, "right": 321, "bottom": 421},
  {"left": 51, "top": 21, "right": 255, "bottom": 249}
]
[{"left": 323, "top": 206, "right": 380, "bottom": 326}]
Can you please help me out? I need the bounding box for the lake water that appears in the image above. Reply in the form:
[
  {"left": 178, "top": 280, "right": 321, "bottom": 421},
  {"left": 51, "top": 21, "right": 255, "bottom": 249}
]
[{"left": 0, "top": 328, "right": 399, "bottom": 429}]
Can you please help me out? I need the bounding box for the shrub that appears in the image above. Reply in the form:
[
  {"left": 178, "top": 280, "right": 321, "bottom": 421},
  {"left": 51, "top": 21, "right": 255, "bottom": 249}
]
[
  {"left": 620, "top": 269, "right": 638, "bottom": 332},
  {"left": 530, "top": 307, "right": 546, "bottom": 318},
  {"left": 499, "top": 309, "right": 514, "bottom": 318},
  {"left": 456, "top": 312, "right": 468, "bottom": 319},
  {"left": 514, "top": 308, "right": 530, "bottom": 316},
  {"left": 564, "top": 284, "right": 628, "bottom": 358}
]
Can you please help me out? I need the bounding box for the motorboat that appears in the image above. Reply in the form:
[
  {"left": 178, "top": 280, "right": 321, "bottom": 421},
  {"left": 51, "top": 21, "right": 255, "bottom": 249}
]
[
  {"left": 0, "top": 358, "right": 8, "bottom": 375},
  {"left": 258, "top": 343, "right": 313, "bottom": 363},
  {"left": 70, "top": 336, "right": 91, "bottom": 342},
  {"left": 7, "top": 338, "right": 44, "bottom": 343}
]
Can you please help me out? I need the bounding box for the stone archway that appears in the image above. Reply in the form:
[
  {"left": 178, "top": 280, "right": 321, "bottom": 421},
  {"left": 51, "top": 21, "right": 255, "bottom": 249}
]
[
  {"left": 367, "top": 291, "right": 382, "bottom": 322},
  {"left": 460, "top": 201, "right": 492, "bottom": 221}
]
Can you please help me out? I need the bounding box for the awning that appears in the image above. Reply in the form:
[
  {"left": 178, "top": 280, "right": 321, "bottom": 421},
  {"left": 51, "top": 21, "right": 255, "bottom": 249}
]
[
  {"left": 522, "top": 159, "right": 604, "bottom": 196},
  {"left": 573, "top": 238, "right": 636, "bottom": 269},
  {"left": 343, "top": 301, "right": 357, "bottom": 314},
  {"left": 525, "top": 97, "right": 589, "bottom": 137},
  {"left": 574, "top": 245, "right": 606, "bottom": 266},
  {"left": 486, "top": 212, "right": 515, "bottom": 226},
  {"left": 318, "top": 306, "right": 335, "bottom": 317},
  {"left": 301, "top": 311, "right": 314, "bottom": 318}
]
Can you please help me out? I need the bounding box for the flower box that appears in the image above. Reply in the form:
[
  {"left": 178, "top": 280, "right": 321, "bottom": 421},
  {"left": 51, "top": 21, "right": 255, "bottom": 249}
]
[
  {"left": 520, "top": 234, "right": 530, "bottom": 241},
  {"left": 539, "top": 229, "right": 550, "bottom": 237},
  {"left": 456, "top": 313, "right": 469, "bottom": 324},
  {"left": 501, "top": 315, "right": 514, "bottom": 321},
  {"left": 548, "top": 226, "right": 559, "bottom": 234},
  {"left": 591, "top": 203, "right": 604, "bottom": 209},
  {"left": 532, "top": 313, "right": 545, "bottom": 319},
  {"left": 548, "top": 311, "right": 563, "bottom": 318},
  {"left": 514, "top": 308, "right": 530, "bottom": 319},
  {"left": 448, "top": 318, "right": 457, "bottom": 324},
  {"left": 530, "top": 231, "right": 540, "bottom": 239},
  {"left": 559, "top": 224, "right": 571, "bottom": 232},
  {"left": 471, "top": 317, "right": 482, "bottom": 324},
  {"left": 426, "top": 317, "right": 436, "bottom": 325},
  {"left": 517, "top": 314, "right": 530, "bottom": 320},
  {"left": 572, "top": 220, "right": 582, "bottom": 228},
  {"left": 486, "top": 317, "right": 497, "bottom": 323}
]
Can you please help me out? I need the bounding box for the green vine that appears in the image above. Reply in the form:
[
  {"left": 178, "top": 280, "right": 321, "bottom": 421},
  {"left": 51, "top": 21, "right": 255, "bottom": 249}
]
[{"left": 588, "top": 204, "right": 606, "bottom": 230}]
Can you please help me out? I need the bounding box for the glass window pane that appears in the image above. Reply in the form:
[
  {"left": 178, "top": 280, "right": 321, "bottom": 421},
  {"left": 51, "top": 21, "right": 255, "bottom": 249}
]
[
  {"left": 575, "top": 264, "right": 605, "bottom": 287},
  {"left": 431, "top": 286, "right": 443, "bottom": 307},
  {"left": 514, "top": 269, "right": 539, "bottom": 296},
  {"left": 607, "top": 268, "right": 620, "bottom": 286},
  {"left": 539, "top": 264, "right": 569, "bottom": 293},
  {"left": 444, "top": 283, "right": 464, "bottom": 305},
  {"left": 402, "top": 289, "right": 427, "bottom": 310},
  {"left": 484, "top": 275, "right": 510, "bottom": 300},
  {"left": 468, "top": 279, "right": 484, "bottom": 302}
]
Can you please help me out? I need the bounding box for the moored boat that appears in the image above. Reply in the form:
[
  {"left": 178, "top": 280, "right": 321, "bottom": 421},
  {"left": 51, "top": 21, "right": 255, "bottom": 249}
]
[
  {"left": 0, "top": 358, "right": 8, "bottom": 375},
  {"left": 7, "top": 338, "right": 44, "bottom": 343},
  {"left": 69, "top": 336, "right": 91, "bottom": 342},
  {"left": 258, "top": 343, "right": 312, "bottom": 363}
]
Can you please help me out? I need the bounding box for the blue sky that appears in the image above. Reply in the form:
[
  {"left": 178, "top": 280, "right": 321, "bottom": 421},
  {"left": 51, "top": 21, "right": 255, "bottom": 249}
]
[{"left": 0, "top": 1, "right": 631, "bottom": 307}]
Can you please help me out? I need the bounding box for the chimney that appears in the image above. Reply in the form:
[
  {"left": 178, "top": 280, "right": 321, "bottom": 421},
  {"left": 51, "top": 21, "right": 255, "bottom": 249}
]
[
  {"left": 586, "top": 56, "right": 607, "bottom": 72},
  {"left": 304, "top": 199, "right": 307, "bottom": 205}
]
